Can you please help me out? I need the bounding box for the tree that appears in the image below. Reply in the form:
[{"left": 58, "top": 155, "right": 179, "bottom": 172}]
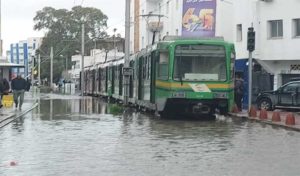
[{"left": 33, "top": 6, "right": 108, "bottom": 83}]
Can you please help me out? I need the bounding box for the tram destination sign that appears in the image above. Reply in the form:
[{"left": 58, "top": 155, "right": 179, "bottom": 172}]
[{"left": 123, "top": 67, "right": 133, "bottom": 76}]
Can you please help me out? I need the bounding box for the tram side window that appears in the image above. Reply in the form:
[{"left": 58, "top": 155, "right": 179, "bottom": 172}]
[
  {"left": 143, "top": 57, "right": 147, "bottom": 79},
  {"left": 147, "top": 55, "right": 151, "bottom": 80},
  {"left": 157, "top": 52, "right": 169, "bottom": 80},
  {"left": 130, "top": 61, "right": 135, "bottom": 80}
]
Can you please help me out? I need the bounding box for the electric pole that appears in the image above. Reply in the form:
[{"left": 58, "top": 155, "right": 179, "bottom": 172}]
[
  {"left": 81, "top": 23, "right": 85, "bottom": 96},
  {"left": 0, "top": 0, "right": 2, "bottom": 56},
  {"left": 113, "top": 28, "right": 117, "bottom": 60},
  {"left": 247, "top": 27, "right": 255, "bottom": 111},
  {"left": 38, "top": 54, "right": 41, "bottom": 85},
  {"left": 50, "top": 46, "right": 53, "bottom": 89},
  {"left": 123, "top": 0, "right": 132, "bottom": 105}
]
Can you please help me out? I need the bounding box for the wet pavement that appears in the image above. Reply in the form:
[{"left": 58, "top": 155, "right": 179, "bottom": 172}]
[{"left": 1, "top": 94, "right": 300, "bottom": 176}]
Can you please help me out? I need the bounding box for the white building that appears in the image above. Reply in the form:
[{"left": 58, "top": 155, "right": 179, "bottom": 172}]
[
  {"left": 6, "top": 37, "right": 42, "bottom": 79},
  {"left": 131, "top": 0, "right": 300, "bottom": 88}
]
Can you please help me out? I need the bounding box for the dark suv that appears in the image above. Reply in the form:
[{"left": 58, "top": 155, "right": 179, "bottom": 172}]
[{"left": 256, "top": 80, "right": 300, "bottom": 110}]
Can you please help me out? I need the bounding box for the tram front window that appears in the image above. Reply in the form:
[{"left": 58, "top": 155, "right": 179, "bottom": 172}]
[{"left": 174, "top": 45, "right": 227, "bottom": 81}]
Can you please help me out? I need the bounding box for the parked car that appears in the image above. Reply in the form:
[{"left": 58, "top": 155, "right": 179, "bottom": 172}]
[{"left": 256, "top": 80, "right": 300, "bottom": 110}]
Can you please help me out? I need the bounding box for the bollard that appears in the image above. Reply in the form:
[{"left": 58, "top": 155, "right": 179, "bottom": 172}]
[
  {"left": 248, "top": 106, "right": 257, "bottom": 118},
  {"left": 231, "top": 104, "right": 239, "bottom": 113},
  {"left": 272, "top": 111, "right": 281, "bottom": 122},
  {"left": 259, "top": 109, "right": 268, "bottom": 120},
  {"left": 285, "top": 113, "right": 295, "bottom": 125}
]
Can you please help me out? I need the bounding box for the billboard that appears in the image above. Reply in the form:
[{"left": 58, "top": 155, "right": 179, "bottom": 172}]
[{"left": 182, "top": 0, "right": 216, "bottom": 37}]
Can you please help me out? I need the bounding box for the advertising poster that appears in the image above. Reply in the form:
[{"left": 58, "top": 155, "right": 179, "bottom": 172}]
[{"left": 182, "top": 0, "right": 216, "bottom": 37}]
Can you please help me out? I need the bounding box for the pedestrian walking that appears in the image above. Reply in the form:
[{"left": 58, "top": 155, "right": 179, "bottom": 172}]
[
  {"left": 26, "top": 78, "right": 32, "bottom": 91},
  {"left": 11, "top": 75, "right": 27, "bottom": 110},
  {"left": 2, "top": 78, "right": 10, "bottom": 95},
  {"left": 0, "top": 78, "right": 4, "bottom": 109},
  {"left": 234, "top": 74, "right": 244, "bottom": 111}
]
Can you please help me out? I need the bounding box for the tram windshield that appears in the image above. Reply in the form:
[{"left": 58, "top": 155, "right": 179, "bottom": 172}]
[{"left": 174, "top": 45, "right": 227, "bottom": 81}]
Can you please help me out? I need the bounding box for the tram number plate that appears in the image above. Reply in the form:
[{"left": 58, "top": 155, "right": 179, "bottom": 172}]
[
  {"left": 123, "top": 67, "right": 133, "bottom": 76},
  {"left": 172, "top": 91, "right": 186, "bottom": 98}
]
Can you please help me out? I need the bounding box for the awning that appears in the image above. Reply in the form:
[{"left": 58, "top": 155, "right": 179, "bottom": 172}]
[{"left": 0, "top": 59, "right": 24, "bottom": 68}]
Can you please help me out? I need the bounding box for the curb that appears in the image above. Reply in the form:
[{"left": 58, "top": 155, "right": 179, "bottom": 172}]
[
  {"left": 0, "top": 103, "right": 39, "bottom": 128},
  {"left": 229, "top": 112, "right": 300, "bottom": 132}
]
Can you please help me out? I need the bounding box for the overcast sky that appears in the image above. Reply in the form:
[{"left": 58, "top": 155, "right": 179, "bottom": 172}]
[{"left": 2, "top": 0, "right": 125, "bottom": 54}]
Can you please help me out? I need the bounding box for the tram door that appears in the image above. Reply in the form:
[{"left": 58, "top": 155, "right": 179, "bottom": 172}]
[
  {"left": 114, "top": 65, "right": 119, "bottom": 96},
  {"left": 144, "top": 55, "right": 151, "bottom": 101},
  {"left": 105, "top": 67, "right": 108, "bottom": 93},
  {"left": 138, "top": 56, "right": 144, "bottom": 100},
  {"left": 119, "top": 64, "right": 123, "bottom": 96},
  {"left": 129, "top": 61, "right": 135, "bottom": 98},
  {"left": 98, "top": 68, "right": 101, "bottom": 94},
  {"left": 150, "top": 51, "right": 157, "bottom": 103}
]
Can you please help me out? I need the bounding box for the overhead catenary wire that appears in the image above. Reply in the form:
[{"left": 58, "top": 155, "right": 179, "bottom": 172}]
[
  {"left": 39, "top": 0, "right": 175, "bottom": 56},
  {"left": 81, "top": 0, "right": 85, "bottom": 6}
]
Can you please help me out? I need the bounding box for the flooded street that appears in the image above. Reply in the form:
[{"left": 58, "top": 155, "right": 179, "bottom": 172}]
[{"left": 1, "top": 95, "right": 300, "bottom": 176}]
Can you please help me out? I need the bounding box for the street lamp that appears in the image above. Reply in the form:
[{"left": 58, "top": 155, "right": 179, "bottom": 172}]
[{"left": 113, "top": 28, "right": 117, "bottom": 60}]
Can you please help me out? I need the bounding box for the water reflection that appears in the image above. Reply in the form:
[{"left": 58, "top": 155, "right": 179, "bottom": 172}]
[
  {"left": 36, "top": 97, "right": 121, "bottom": 121},
  {"left": 1, "top": 97, "right": 300, "bottom": 176}
]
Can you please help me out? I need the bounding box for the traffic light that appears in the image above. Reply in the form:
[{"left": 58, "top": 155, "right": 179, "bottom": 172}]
[{"left": 247, "top": 27, "right": 255, "bottom": 52}]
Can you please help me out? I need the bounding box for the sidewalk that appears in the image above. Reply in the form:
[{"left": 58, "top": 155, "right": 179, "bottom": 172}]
[
  {"left": 0, "top": 91, "right": 39, "bottom": 128},
  {"left": 229, "top": 109, "right": 300, "bottom": 131}
]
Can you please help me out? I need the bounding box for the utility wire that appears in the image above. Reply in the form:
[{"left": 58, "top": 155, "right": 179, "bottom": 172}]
[{"left": 81, "top": 0, "right": 85, "bottom": 6}]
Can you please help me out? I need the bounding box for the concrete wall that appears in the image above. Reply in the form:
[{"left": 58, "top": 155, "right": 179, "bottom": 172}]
[{"left": 258, "top": 0, "right": 300, "bottom": 61}]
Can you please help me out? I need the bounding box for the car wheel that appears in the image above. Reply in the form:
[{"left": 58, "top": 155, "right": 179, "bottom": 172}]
[{"left": 258, "top": 98, "right": 272, "bottom": 110}]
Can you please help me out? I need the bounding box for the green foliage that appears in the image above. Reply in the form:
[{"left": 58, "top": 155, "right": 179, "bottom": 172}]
[
  {"left": 108, "top": 104, "right": 124, "bottom": 115},
  {"left": 33, "top": 6, "right": 108, "bottom": 83}
]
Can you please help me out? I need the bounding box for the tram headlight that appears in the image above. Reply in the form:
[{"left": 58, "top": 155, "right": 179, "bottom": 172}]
[{"left": 213, "top": 92, "right": 228, "bottom": 98}]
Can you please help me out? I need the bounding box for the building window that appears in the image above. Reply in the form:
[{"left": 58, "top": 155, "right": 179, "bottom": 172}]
[
  {"left": 176, "top": 0, "right": 179, "bottom": 10},
  {"left": 166, "top": 1, "right": 169, "bottom": 14},
  {"left": 293, "top": 19, "right": 300, "bottom": 37},
  {"left": 236, "top": 24, "right": 242, "bottom": 42},
  {"left": 159, "top": 3, "right": 161, "bottom": 13},
  {"left": 268, "top": 20, "right": 283, "bottom": 38}
]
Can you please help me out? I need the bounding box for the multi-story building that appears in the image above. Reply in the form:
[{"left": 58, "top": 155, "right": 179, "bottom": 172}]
[
  {"left": 233, "top": 0, "right": 300, "bottom": 89},
  {"left": 130, "top": 0, "right": 234, "bottom": 53},
  {"left": 7, "top": 37, "right": 42, "bottom": 79},
  {"left": 130, "top": 0, "right": 300, "bottom": 106}
]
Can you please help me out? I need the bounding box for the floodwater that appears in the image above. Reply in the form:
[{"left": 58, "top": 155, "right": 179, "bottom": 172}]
[{"left": 1, "top": 95, "right": 300, "bottom": 176}]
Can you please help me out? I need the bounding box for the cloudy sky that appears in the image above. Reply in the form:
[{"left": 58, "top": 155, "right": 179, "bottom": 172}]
[{"left": 2, "top": 0, "right": 125, "bottom": 54}]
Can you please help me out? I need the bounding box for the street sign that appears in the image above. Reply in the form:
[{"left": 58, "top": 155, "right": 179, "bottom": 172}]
[{"left": 122, "top": 67, "right": 133, "bottom": 76}]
